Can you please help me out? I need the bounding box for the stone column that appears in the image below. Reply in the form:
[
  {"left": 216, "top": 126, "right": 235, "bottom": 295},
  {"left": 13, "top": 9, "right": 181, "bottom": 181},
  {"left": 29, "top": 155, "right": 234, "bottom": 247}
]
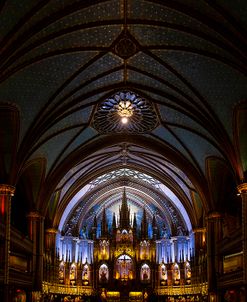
[
  {"left": 0, "top": 184, "right": 15, "bottom": 302},
  {"left": 237, "top": 183, "right": 247, "bottom": 293},
  {"left": 193, "top": 227, "right": 206, "bottom": 284},
  {"left": 206, "top": 212, "right": 223, "bottom": 302},
  {"left": 45, "top": 228, "right": 58, "bottom": 283},
  {"left": 193, "top": 227, "right": 206, "bottom": 252},
  {"left": 45, "top": 228, "right": 57, "bottom": 255},
  {"left": 27, "top": 211, "right": 44, "bottom": 290}
]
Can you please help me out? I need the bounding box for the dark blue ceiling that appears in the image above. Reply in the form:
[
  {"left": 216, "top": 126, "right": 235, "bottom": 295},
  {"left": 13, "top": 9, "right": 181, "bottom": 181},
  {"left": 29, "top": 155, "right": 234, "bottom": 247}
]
[{"left": 0, "top": 0, "right": 246, "bottom": 230}]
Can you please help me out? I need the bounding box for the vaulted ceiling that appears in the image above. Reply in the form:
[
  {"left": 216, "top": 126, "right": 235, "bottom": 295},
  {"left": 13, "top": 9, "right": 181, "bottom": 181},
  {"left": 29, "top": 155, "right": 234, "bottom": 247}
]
[{"left": 0, "top": 0, "right": 246, "bottom": 233}]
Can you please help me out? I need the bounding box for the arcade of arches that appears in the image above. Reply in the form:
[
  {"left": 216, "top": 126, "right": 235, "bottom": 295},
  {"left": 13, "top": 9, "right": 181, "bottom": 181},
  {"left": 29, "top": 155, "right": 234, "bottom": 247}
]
[{"left": 0, "top": 1, "right": 247, "bottom": 302}]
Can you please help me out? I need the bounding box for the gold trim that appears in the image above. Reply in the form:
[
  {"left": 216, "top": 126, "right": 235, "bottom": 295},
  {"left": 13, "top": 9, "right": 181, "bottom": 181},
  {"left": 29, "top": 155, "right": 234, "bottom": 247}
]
[
  {"left": 46, "top": 228, "right": 57, "bottom": 234},
  {"left": 156, "top": 282, "right": 208, "bottom": 296},
  {"left": 27, "top": 211, "right": 43, "bottom": 219},
  {"left": 237, "top": 183, "right": 247, "bottom": 194},
  {"left": 42, "top": 282, "right": 93, "bottom": 295},
  {"left": 0, "top": 184, "right": 15, "bottom": 196},
  {"left": 193, "top": 227, "right": 206, "bottom": 233},
  {"left": 206, "top": 212, "right": 222, "bottom": 220}
]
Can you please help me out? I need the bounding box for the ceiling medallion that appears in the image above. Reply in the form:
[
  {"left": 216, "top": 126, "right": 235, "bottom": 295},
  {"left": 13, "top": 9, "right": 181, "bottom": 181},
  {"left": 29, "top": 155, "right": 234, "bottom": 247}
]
[
  {"left": 114, "top": 37, "right": 137, "bottom": 59},
  {"left": 92, "top": 91, "right": 158, "bottom": 134},
  {"left": 112, "top": 31, "right": 139, "bottom": 59}
]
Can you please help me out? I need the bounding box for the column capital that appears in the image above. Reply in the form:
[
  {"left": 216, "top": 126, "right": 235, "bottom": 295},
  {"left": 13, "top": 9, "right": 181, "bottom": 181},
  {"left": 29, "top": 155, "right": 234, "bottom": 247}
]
[
  {"left": 45, "top": 228, "right": 57, "bottom": 234},
  {"left": 237, "top": 183, "right": 247, "bottom": 194},
  {"left": 193, "top": 227, "right": 206, "bottom": 233},
  {"left": 206, "top": 211, "right": 222, "bottom": 221},
  {"left": 27, "top": 211, "right": 44, "bottom": 219},
  {"left": 0, "top": 184, "right": 15, "bottom": 196}
]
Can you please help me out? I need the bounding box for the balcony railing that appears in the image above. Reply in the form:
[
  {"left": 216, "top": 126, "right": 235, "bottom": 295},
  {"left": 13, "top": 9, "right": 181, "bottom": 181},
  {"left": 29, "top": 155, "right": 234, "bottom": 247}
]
[{"left": 42, "top": 282, "right": 93, "bottom": 295}]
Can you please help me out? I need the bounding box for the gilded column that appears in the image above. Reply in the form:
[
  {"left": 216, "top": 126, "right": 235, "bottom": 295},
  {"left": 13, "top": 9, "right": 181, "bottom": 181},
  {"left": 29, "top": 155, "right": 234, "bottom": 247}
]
[
  {"left": 193, "top": 227, "right": 206, "bottom": 252},
  {"left": 0, "top": 184, "right": 15, "bottom": 302},
  {"left": 206, "top": 212, "right": 223, "bottom": 302},
  {"left": 27, "top": 211, "right": 44, "bottom": 290},
  {"left": 45, "top": 228, "right": 58, "bottom": 283},
  {"left": 45, "top": 228, "right": 57, "bottom": 255},
  {"left": 193, "top": 227, "right": 206, "bottom": 284},
  {"left": 237, "top": 183, "right": 247, "bottom": 288}
]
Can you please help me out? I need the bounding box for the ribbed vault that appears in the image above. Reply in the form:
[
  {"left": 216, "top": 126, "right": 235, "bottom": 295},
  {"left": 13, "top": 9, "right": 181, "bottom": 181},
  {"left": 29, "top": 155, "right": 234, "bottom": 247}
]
[
  {"left": 0, "top": 0, "right": 246, "bottom": 234},
  {"left": 58, "top": 171, "right": 193, "bottom": 239}
]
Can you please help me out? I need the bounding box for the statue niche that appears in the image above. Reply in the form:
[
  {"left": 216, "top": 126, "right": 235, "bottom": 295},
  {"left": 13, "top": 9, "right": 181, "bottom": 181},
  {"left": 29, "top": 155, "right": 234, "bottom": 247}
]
[
  {"left": 140, "top": 263, "right": 151, "bottom": 283},
  {"left": 99, "top": 264, "right": 109, "bottom": 284},
  {"left": 115, "top": 254, "right": 133, "bottom": 281}
]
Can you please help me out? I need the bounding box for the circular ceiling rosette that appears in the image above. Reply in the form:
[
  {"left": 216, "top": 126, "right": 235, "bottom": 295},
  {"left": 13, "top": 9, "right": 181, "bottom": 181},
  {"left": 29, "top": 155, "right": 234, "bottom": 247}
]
[{"left": 92, "top": 91, "right": 158, "bottom": 134}]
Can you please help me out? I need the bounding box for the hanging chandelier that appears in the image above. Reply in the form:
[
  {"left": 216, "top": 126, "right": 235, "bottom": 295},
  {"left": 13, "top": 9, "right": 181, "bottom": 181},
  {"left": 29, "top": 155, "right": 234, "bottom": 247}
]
[
  {"left": 117, "top": 100, "right": 134, "bottom": 124},
  {"left": 92, "top": 91, "right": 158, "bottom": 134}
]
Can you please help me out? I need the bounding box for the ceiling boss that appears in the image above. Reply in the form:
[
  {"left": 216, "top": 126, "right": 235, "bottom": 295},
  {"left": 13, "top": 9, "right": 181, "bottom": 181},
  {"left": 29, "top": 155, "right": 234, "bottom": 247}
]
[{"left": 117, "top": 99, "right": 133, "bottom": 124}]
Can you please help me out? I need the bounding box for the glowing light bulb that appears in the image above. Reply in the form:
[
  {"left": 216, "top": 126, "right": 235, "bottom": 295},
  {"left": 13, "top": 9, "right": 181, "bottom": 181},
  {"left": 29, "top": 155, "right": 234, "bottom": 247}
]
[{"left": 121, "top": 117, "right": 128, "bottom": 124}]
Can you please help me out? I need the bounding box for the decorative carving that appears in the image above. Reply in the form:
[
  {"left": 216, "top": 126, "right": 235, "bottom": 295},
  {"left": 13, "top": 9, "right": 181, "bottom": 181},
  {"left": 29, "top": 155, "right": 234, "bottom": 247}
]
[
  {"left": 0, "top": 184, "right": 15, "bottom": 196},
  {"left": 237, "top": 183, "right": 247, "bottom": 194},
  {"left": 114, "top": 37, "right": 137, "bottom": 59},
  {"left": 64, "top": 174, "right": 187, "bottom": 239},
  {"left": 206, "top": 212, "right": 222, "bottom": 220},
  {"left": 27, "top": 211, "right": 44, "bottom": 219},
  {"left": 92, "top": 91, "right": 158, "bottom": 134},
  {"left": 193, "top": 227, "right": 206, "bottom": 233},
  {"left": 46, "top": 228, "right": 57, "bottom": 234}
]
